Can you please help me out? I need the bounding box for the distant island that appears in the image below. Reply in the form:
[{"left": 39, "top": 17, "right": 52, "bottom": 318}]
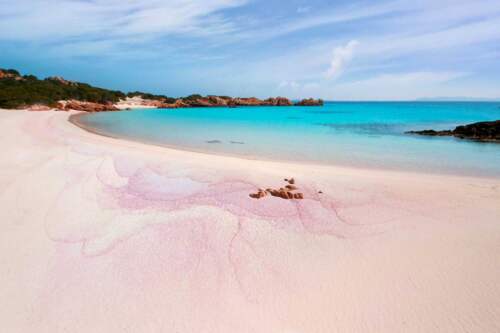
[{"left": 0, "top": 68, "right": 323, "bottom": 111}]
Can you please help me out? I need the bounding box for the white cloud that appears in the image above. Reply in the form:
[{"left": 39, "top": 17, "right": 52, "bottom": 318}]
[
  {"left": 2, "top": 0, "right": 499, "bottom": 100},
  {"left": 0, "top": 0, "right": 246, "bottom": 41},
  {"left": 235, "top": 1, "right": 402, "bottom": 43},
  {"left": 359, "top": 16, "right": 500, "bottom": 59},
  {"left": 325, "top": 40, "right": 359, "bottom": 79}
]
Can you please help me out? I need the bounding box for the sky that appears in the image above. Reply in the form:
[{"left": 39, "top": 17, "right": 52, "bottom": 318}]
[{"left": 1, "top": 0, "right": 500, "bottom": 100}]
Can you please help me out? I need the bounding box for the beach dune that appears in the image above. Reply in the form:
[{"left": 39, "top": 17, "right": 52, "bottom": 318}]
[{"left": 1, "top": 110, "right": 499, "bottom": 332}]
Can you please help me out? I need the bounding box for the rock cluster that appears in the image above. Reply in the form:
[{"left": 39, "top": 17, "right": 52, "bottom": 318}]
[
  {"left": 170, "top": 96, "right": 294, "bottom": 108},
  {"left": 249, "top": 178, "right": 304, "bottom": 200},
  {"left": 264, "top": 97, "right": 294, "bottom": 106},
  {"left": 159, "top": 96, "right": 326, "bottom": 108},
  {"left": 57, "top": 100, "right": 119, "bottom": 112},
  {"left": 117, "top": 96, "right": 325, "bottom": 110},
  {"left": 294, "top": 98, "right": 324, "bottom": 106},
  {"left": 406, "top": 120, "right": 500, "bottom": 142},
  {"left": 118, "top": 96, "right": 293, "bottom": 109}
]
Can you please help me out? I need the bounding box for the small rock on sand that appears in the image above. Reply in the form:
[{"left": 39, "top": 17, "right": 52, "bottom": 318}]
[{"left": 251, "top": 178, "right": 303, "bottom": 200}]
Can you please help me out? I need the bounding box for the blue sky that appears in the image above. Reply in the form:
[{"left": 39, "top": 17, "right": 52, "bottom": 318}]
[{"left": 1, "top": 0, "right": 500, "bottom": 100}]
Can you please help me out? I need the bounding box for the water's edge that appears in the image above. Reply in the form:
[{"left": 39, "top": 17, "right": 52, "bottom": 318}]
[{"left": 69, "top": 112, "right": 500, "bottom": 179}]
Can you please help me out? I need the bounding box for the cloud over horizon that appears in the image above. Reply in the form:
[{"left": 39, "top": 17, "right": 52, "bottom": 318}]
[
  {"left": 0, "top": 0, "right": 246, "bottom": 41},
  {"left": 325, "top": 40, "right": 359, "bottom": 79},
  {"left": 1, "top": 0, "right": 499, "bottom": 100}
]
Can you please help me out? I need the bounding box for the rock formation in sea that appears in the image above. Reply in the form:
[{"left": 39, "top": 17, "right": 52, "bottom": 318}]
[
  {"left": 116, "top": 95, "right": 297, "bottom": 109},
  {"left": 406, "top": 120, "right": 500, "bottom": 142},
  {"left": 160, "top": 96, "right": 294, "bottom": 108},
  {"left": 295, "top": 98, "right": 324, "bottom": 106},
  {"left": 264, "top": 97, "right": 294, "bottom": 106}
]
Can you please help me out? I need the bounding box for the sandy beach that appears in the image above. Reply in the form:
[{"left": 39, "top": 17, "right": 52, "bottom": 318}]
[{"left": 1, "top": 109, "right": 499, "bottom": 332}]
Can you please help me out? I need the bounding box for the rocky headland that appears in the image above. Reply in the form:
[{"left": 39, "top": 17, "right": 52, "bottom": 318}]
[
  {"left": 0, "top": 68, "right": 325, "bottom": 112},
  {"left": 406, "top": 120, "right": 500, "bottom": 142}
]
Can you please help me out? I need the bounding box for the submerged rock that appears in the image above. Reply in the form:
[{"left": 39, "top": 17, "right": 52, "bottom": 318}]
[{"left": 406, "top": 120, "right": 500, "bottom": 142}]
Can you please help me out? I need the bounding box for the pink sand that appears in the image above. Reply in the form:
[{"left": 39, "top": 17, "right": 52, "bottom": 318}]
[{"left": 1, "top": 110, "right": 499, "bottom": 332}]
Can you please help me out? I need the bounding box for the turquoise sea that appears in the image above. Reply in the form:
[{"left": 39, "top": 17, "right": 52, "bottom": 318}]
[{"left": 77, "top": 102, "right": 500, "bottom": 177}]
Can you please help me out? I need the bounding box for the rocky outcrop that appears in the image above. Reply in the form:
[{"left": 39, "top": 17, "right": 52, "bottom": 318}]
[
  {"left": 249, "top": 177, "right": 304, "bottom": 200},
  {"left": 406, "top": 120, "right": 500, "bottom": 142},
  {"left": 229, "top": 97, "right": 265, "bottom": 107},
  {"left": 163, "top": 99, "right": 190, "bottom": 108},
  {"left": 178, "top": 96, "right": 293, "bottom": 108},
  {"left": 57, "top": 100, "right": 119, "bottom": 112},
  {"left": 207, "top": 96, "right": 229, "bottom": 106},
  {"left": 295, "top": 98, "right": 324, "bottom": 106},
  {"left": 184, "top": 97, "right": 220, "bottom": 107},
  {"left": 264, "top": 97, "right": 293, "bottom": 106}
]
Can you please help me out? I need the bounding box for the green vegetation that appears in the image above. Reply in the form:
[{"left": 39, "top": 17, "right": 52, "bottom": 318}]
[
  {"left": 127, "top": 91, "right": 176, "bottom": 104},
  {"left": 0, "top": 67, "right": 319, "bottom": 110},
  {"left": 0, "top": 68, "right": 126, "bottom": 109},
  {"left": 5, "top": 69, "right": 20, "bottom": 76},
  {"left": 183, "top": 94, "right": 203, "bottom": 100},
  {"left": 182, "top": 94, "right": 204, "bottom": 103}
]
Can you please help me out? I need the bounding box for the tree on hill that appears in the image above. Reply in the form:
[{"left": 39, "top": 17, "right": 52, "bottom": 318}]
[{"left": 0, "top": 68, "right": 127, "bottom": 108}]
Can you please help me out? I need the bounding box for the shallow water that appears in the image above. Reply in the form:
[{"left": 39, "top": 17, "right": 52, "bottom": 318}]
[{"left": 76, "top": 102, "right": 500, "bottom": 177}]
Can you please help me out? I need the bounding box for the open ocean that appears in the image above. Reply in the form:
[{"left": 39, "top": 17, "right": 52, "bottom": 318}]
[{"left": 76, "top": 102, "right": 500, "bottom": 177}]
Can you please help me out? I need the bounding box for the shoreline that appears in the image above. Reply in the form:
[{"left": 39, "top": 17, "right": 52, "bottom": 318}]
[
  {"left": 1, "top": 110, "right": 500, "bottom": 332},
  {"left": 70, "top": 110, "right": 500, "bottom": 179}
]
